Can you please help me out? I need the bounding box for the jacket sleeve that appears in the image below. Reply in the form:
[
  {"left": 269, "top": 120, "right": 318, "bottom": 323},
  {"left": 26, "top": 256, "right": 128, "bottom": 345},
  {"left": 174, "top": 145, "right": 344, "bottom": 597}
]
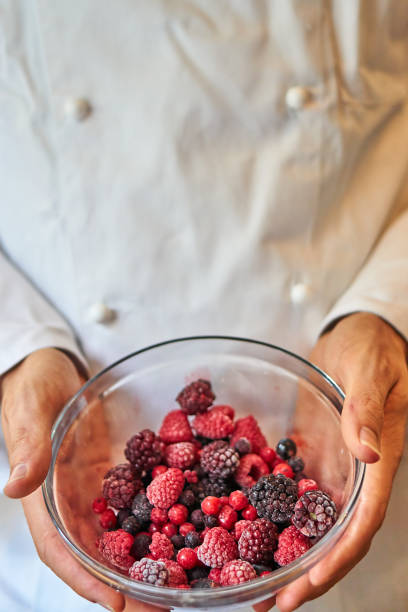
[
  {"left": 0, "top": 249, "right": 88, "bottom": 376},
  {"left": 319, "top": 207, "right": 408, "bottom": 341}
]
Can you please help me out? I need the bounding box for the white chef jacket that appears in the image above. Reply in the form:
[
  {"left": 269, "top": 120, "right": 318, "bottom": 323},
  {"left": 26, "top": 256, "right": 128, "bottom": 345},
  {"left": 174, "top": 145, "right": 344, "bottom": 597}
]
[{"left": 0, "top": 1, "right": 408, "bottom": 611}]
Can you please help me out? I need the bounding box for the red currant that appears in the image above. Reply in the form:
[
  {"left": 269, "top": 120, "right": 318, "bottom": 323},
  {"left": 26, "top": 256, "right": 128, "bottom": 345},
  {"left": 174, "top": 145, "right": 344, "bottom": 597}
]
[
  {"left": 161, "top": 522, "right": 178, "bottom": 538},
  {"left": 99, "top": 509, "right": 116, "bottom": 529},
  {"left": 273, "top": 462, "right": 294, "bottom": 479},
  {"left": 92, "top": 497, "right": 107, "bottom": 514},
  {"left": 297, "top": 478, "right": 319, "bottom": 497},
  {"left": 148, "top": 522, "right": 161, "bottom": 534},
  {"left": 259, "top": 447, "right": 277, "bottom": 467},
  {"left": 201, "top": 496, "right": 221, "bottom": 516},
  {"left": 217, "top": 504, "right": 238, "bottom": 530},
  {"left": 177, "top": 547, "right": 198, "bottom": 569},
  {"left": 179, "top": 522, "right": 195, "bottom": 536},
  {"left": 168, "top": 503, "right": 189, "bottom": 525},
  {"left": 219, "top": 496, "right": 230, "bottom": 506},
  {"left": 229, "top": 490, "right": 249, "bottom": 511},
  {"left": 241, "top": 505, "right": 257, "bottom": 521},
  {"left": 260, "top": 571, "right": 272, "bottom": 577},
  {"left": 152, "top": 465, "right": 168, "bottom": 478}
]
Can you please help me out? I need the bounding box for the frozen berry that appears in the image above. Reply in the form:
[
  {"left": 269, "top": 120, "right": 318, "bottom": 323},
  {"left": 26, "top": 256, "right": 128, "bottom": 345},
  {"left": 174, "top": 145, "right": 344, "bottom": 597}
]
[
  {"left": 235, "top": 454, "right": 269, "bottom": 488},
  {"left": 193, "top": 410, "right": 234, "bottom": 440},
  {"left": 176, "top": 379, "right": 215, "bottom": 415},
  {"left": 162, "top": 522, "right": 178, "bottom": 538},
  {"left": 92, "top": 497, "right": 107, "bottom": 514},
  {"left": 100, "top": 509, "right": 117, "bottom": 529},
  {"left": 274, "top": 525, "right": 312, "bottom": 566},
  {"left": 183, "top": 470, "right": 198, "bottom": 484},
  {"left": 125, "top": 429, "right": 162, "bottom": 473},
  {"left": 130, "top": 533, "right": 151, "bottom": 560},
  {"left": 99, "top": 529, "right": 134, "bottom": 570},
  {"left": 218, "top": 505, "right": 238, "bottom": 530},
  {"left": 238, "top": 518, "right": 278, "bottom": 565},
  {"left": 152, "top": 465, "right": 168, "bottom": 479},
  {"left": 165, "top": 442, "right": 196, "bottom": 470},
  {"left": 292, "top": 490, "right": 337, "bottom": 538},
  {"left": 171, "top": 534, "right": 186, "bottom": 550},
  {"left": 102, "top": 463, "right": 143, "bottom": 509},
  {"left": 122, "top": 516, "right": 141, "bottom": 535},
  {"left": 151, "top": 507, "right": 168, "bottom": 525},
  {"left": 249, "top": 474, "right": 298, "bottom": 523},
  {"left": 132, "top": 493, "right": 153, "bottom": 525},
  {"left": 241, "top": 505, "right": 258, "bottom": 521},
  {"left": 129, "top": 557, "right": 169, "bottom": 586},
  {"left": 273, "top": 462, "right": 294, "bottom": 479},
  {"left": 276, "top": 438, "right": 297, "bottom": 460},
  {"left": 200, "top": 440, "right": 240, "bottom": 479},
  {"left": 177, "top": 547, "right": 198, "bottom": 570},
  {"left": 201, "top": 496, "right": 221, "bottom": 516},
  {"left": 288, "top": 457, "right": 305, "bottom": 474},
  {"left": 179, "top": 522, "right": 195, "bottom": 537},
  {"left": 149, "top": 523, "right": 161, "bottom": 535},
  {"left": 168, "top": 503, "right": 189, "bottom": 525},
  {"left": 190, "top": 578, "right": 218, "bottom": 588},
  {"left": 259, "top": 447, "right": 277, "bottom": 467},
  {"left": 196, "top": 527, "right": 238, "bottom": 568},
  {"left": 146, "top": 468, "right": 185, "bottom": 510},
  {"left": 184, "top": 530, "right": 201, "bottom": 548},
  {"left": 230, "top": 416, "right": 267, "bottom": 454},
  {"left": 187, "top": 566, "right": 210, "bottom": 581},
  {"left": 160, "top": 559, "right": 188, "bottom": 586},
  {"left": 204, "top": 514, "right": 219, "bottom": 528},
  {"left": 234, "top": 438, "right": 252, "bottom": 455},
  {"left": 190, "top": 509, "right": 205, "bottom": 530},
  {"left": 219, "top": 559, "right": 257, "bottom": 586},
  {"left": 194, "top": 476, "right": 233, "bottom": 502},
  {"left": 149, "top": 532, "right": 174, "bottom": 560},
  {"left": 297, "top": 478, "right": 319, "bottom": 497},
  {"left": 159, "top": 410, "right": 193, "bottom": 443},
  {"left": 117, "top": 508, "right": 132, "bottom": 527},
  {"left": 178, "top": 488, "right": 196, "bottom": 509},
  {"left": 229, "top": 490, "right": 249, "bottom": 511},
  {"left": 233, "top": 520, "right": 252, "bottom": 541}
]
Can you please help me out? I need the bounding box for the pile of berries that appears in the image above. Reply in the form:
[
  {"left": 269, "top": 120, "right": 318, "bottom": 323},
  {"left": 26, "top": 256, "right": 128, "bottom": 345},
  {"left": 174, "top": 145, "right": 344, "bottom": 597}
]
[{"left": 92, "top": 379, "right": 337, "bottom": 589}]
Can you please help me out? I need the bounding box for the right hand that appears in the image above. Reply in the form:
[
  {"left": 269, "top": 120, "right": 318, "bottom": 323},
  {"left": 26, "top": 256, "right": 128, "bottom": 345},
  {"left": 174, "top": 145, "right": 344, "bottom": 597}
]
[{"left": 1, "top": 348, "right": 160, "bottom": 612}]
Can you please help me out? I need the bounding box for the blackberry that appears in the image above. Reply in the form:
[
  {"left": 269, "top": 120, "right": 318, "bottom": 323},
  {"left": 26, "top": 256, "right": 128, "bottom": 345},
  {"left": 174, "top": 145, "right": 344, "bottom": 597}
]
[
  {"left": 276, "top": 438, "right": 297, "bottom": 461},
  {"left": 117, "top": 508, "right": 132, "bottom": 527},
  {"left": 125, "top": 429, "right": 162, "bottom": 472},
  {"left": 184, "top": 531, "right": 201, "bottom": 548},
  {"left": 132, "top": 492, "right": 153, "bottom": 525},
  {"left": 191, "top": 578, "right": 217, "bottom": 589},
  {"left": 288, "top": 456, "right": 305, "bottom": 473},
  {"left": 102, "top": 463, "right": 142, "bottom": 509},
  {"left": 249, "top": 474, "right": 298, "bottom": 523},
  {"left": 200, "top": 440, "right": 240, "bottom": 479},
  {"left": 238, "top": 518, "right": 278, "bottom": 565},
  {"left": 178, "top": 488, "right": 196, "bottom": 509},
  {"left": 171, "top": 534, "right": 185, "bottom": 549},
  {"left": 187, "top": 566, "right": 210, "bottom": 581},
  {"left": 121, "top": 516, "right": 141, "bottom": 535},
  {"left": 194, "top": 477, "right": 233, "bottom": 502},
  {"left": 234, "top": 438, "right": 252, "bottom": 455},
  {"left": 190, "top": 509, "right": 205, "bottom": 530},
  {"left": 292, "top": 490, "right": 337, "bottom": 538},
  {"left": 176, "top": 379, "right": 215, "bottom": 415},
  {"left": 130, "top": 533, "right": 151, "bottom": 560}
]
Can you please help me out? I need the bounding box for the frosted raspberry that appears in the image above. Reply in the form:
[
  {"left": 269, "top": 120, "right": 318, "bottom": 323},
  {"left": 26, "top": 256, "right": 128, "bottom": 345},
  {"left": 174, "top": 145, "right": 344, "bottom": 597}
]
[
  {"left": 165, "top": 442, "right": 196, "bottom": 470},
  {"left": 176, "top": 379, "right": 215, "bottom": 415},
  {"left": 149, "top": 532, "right": 174, "bottom": 560},
  {"left": 230, "top": 416, "right": 267, "bottom": 454},
  {"left": 233, "top": 520, "right": 252, "bottom": 541},
  {"left": 208, "top": 567, "right": 222, "bottom": 583},
  {"left": 146, "top": 468, "right": 185, "bottom": 510},
  {"left": 129, "top": 557, "right": 169, "bottom": 586},
  {"left": 196, "top": 527, "right": 238, "bottom": 568},
  {"left": 102, "top": 463, "right": 143, "bottom": 509},
  {"left": 200, "top": 440, "right": 240, "bottom": 479},
  {"left": 159, "top": 410, "right": 194, "bottom": 443},
  {"left": 238, "top": 518, "right": 278, "bottom": 565},
  {"left": 274, "top": 525, "right": 312, "bottom": 566},
  {"left": 183, "top": 469, "right": 198, "bottom": 484},
  {"left": 125, "top": 429, "right": 162, "bottom": 472},
  {"left": 98, "top": 529, "right": 135, "bottom": 570},
  {"left": 292, "top": 490, "right": 337, "bottom": 538},
  {"left": 159, "top": 559, "right": 188, "bottom": 586},
  {"left": 211, "top": 404, "right": 235, "bottom": 419},
  {"left": 219, "top": 559, "right": 257, "bottom": 586},
  {"left": 193, "top": 409, "right": 234, "bottom": 439},
  {"left": 234, "top": 453, "right": 269, "bottom": 488}
]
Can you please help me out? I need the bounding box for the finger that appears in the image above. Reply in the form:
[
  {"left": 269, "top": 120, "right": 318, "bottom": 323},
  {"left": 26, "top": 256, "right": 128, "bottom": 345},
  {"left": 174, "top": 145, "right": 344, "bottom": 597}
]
[
  {"left": 123, "top": 596, "right": 167, "bottom": 611},
  {"left": 22, "top": 488, "right": 126, "bottom": 612},
  {"left": 253, "top": 595, "right": 276, "bottom": 611}
]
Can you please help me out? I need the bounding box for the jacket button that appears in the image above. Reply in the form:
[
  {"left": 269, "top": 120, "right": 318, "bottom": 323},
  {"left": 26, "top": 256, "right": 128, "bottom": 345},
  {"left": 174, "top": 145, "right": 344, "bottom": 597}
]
[
  {"left": 285, "top": 86, "right": 311, "bottom": 110},
  {"left": 290, "top": 283, "right": 312, "bottom": 304},
  {"left": 64, "top": 97, "right": 92, "bottom": 121},
  {"left": 87, "top": 302, "right": 116, "bottom": 324}
]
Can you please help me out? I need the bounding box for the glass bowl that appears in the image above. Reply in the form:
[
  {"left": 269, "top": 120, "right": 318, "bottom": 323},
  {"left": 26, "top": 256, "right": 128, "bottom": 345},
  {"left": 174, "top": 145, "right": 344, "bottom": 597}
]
[{"left": 43, "top": 336, "right": 365, "bottom": 611}]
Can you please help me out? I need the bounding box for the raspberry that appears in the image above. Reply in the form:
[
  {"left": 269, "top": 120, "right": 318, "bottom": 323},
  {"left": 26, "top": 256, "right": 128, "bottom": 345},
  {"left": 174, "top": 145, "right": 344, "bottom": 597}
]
[
  {"left": 276, "top": 438, "right": 297, "bottom": 460},
  {"left": 230, "top": 416, "right": 267, "bottom": 454},
  {"left": 273, "top": 462, "right": 294, "bottom": 479},
  {"left": 238, "top": 519, "right": 278, "bottom": 565},
  {"left": 229, "top": 490, "right": 249, "bottom": 511},
  {"left": 241, "top": 505, "right": 258, "bottom": 521},
  {"left": 165, "top": 442, "right": 196, "bottom": 470},
  {"left": 193, "top": 476, "right": 233, "bottom": 502},
  {"left": 99, "top": 529, "right": 135, "bottom": 570},
  {"left": 249, "top": 474, "right": 298, "bottom": 523},
  {"left": 177, "top": 547, "right": 198, "bottom": 569},
  {"left": 100, "top": 509, "right": 117, "bottom": 529},
  {"left": 151, "top": 507, "right": 168, "bottom": 525},
  {"left": 234, "top": 520, "right": 252, "bottom": 541},
  {"left": 125, "top": 429, "right": 162, "bottom": 473},
  {"left": 159, "top": 410, "right": 193, "bottom": 443},
  {"left": 200, "top": 440, "right": 240, "bottom": 479},
  {"left": 146, "top": 468, "right": 185, "bottom": 510},
  {"left": 292, "top": 490, "right": 337, "bottom": 538},
  {"left": 211, "top": 404, "right": 235, "bottom": 419},
  {"left": 92, "top": 497, "right": 107, "bottom": 514},
  {"left": 132, "top": 493, "right": 153, "bottom": 525},
  {"left": 130, "top": 533, "right": 151, "bottom": 560},
  {"left": 152, "top": 465, "right": 168, "bottom": 478},
  {"left": 259, "top": 447, "right": 277, "bottom": 467},
  {"left": 193, "top": 409, "right": 234, "bottom": 440},
  {"left": 274, "top": 525, "right": 312, "bottom": 566},
  {"left": 190, "top": 509, "right": 205, "bottom": 530},
  {"left": 183, "top": 469, "right": 198, "bottom": 484},
  {"left": 196, "top": 527, "right": 238, "bottom": 568},
  {"left": 160, "top": 559, "right": 188, "bottom": 586},
  {"left": 122, "top": 516, "right": 141, "bottom": 535},
  {"left": 129, "top": 557, "right": 169, "bottom": 586},
  {"left": 297, "top": 478, "right": 319, "bottom": 497},
  {"left": 208, "top": 567, "right": 222, "bottom": 583},
  {"left": 162, "top": 522, "right": 178, "bottom": 538},
  {"left": 219, "top": 559, "right": 257, "bottom": 586},
  {"left": 234, "top": 437, "right": 252, "bottom": 456},
  {"left": 234, "top": 453, "right": 269, "bottom": 488},
  {"left": 149, "top": 532, "right": 174, "bottom": 560},
  {"left": 217, "top": 504, "right": 238, "bottom": 530},
  {"left": 176, "top": 379, "right": 215, "bottom": 415},
  {"left": 288, "top": 457, "right": 305, "bottom": 474},
  {"left": 102, "top": 463, "right": 143, "bottom": 509},
  {"left": 201, "top": 496, "right": 222, "bottom": 516},
  {"left": 168, "top": 503, "right": 189, "bottom": 525}
]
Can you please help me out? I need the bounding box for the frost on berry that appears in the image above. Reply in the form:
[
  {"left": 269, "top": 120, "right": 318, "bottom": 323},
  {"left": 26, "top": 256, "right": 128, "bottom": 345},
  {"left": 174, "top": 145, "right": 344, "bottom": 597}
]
[
  {"left": 274, "top": 525, "right": 312, "bottom": 566},
  {"left": 196, "top": 527, "right": 238, "bottom": 568},
  {"left": 176, "top": 379, "right": 215, "bottom": 415},
  {"left": 292, "top": 490, "right": 337, "bottom": 538},
  {"left": 234, "top": 453, "right": 269, "bottom": 489},
  {"left": 219, "top": 559, "right": 257, "bottom": 586},
  {"left": 98, "top": 529, "right": 135, "bottom": 570},
  {"left": 230, "top": 416, "right": 267, "bottom": 454},
  {"left": 129, "top": 557, "right": 169, "bottom": 586},
  {"left": 146, "top": 468, "right": 185, "bottom": 509},
  {"left": 159, "top": 410, "right": 194, "bottom": 443},
  {"left": 238, "top": 518, "right": 278, "bottom": 565}
]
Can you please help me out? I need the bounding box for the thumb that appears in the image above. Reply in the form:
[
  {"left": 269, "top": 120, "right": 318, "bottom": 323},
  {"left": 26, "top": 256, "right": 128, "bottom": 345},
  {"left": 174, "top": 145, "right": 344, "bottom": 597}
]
[{"left": 341, "top": 381, "right": 387, "bottom": 464}]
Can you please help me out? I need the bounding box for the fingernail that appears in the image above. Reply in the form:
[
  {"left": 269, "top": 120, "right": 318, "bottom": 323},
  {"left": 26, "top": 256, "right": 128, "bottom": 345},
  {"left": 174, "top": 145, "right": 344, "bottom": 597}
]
[
  {"left": 359, "top": 426, "right": 381, "bottom": 459},
  {"left": 8, "top": 463, "right": 27, "bottom": 483}
]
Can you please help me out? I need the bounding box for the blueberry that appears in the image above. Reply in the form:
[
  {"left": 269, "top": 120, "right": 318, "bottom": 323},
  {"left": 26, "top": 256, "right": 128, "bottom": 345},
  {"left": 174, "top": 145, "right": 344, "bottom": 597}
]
[{"left": 276, "top": 438, "right": 297, "bottom": 460}]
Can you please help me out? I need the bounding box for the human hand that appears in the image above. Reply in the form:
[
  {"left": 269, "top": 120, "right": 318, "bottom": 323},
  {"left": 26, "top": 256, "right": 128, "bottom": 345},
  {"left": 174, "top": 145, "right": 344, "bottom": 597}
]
[
  {"left": 255, "top": 312, "right": 408, "bottom": 612},
  {"left": 1, "top": 348, "right": 163, "bottom": 612}
]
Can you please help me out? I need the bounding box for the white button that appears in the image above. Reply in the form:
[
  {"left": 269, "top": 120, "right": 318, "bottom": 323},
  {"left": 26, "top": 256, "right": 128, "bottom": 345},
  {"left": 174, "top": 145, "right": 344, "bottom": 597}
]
[
  {"left": 87, "top": 302, "right": 116, "bottom": 324},
  {"left": 290, "top": 283, "right": 312, "bottom": 304},
  {"left": 285, "top": 86, "right": 311, "bottom": 111},
  {"left": 64, "top": 97, "right": 92, "bottom": 121}
]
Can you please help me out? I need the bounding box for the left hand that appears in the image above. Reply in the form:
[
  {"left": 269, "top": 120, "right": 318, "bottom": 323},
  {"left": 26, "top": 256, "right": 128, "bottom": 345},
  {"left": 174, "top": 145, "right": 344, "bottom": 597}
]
[{"left": 255, "top": 312, "right": 408, "bottom": 612}]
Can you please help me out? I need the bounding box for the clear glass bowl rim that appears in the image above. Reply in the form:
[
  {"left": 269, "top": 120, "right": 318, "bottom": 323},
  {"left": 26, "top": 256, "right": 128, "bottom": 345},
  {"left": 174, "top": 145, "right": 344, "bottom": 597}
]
[{"left": 43, "top": 335, "right": 365, "bottom": 607}]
